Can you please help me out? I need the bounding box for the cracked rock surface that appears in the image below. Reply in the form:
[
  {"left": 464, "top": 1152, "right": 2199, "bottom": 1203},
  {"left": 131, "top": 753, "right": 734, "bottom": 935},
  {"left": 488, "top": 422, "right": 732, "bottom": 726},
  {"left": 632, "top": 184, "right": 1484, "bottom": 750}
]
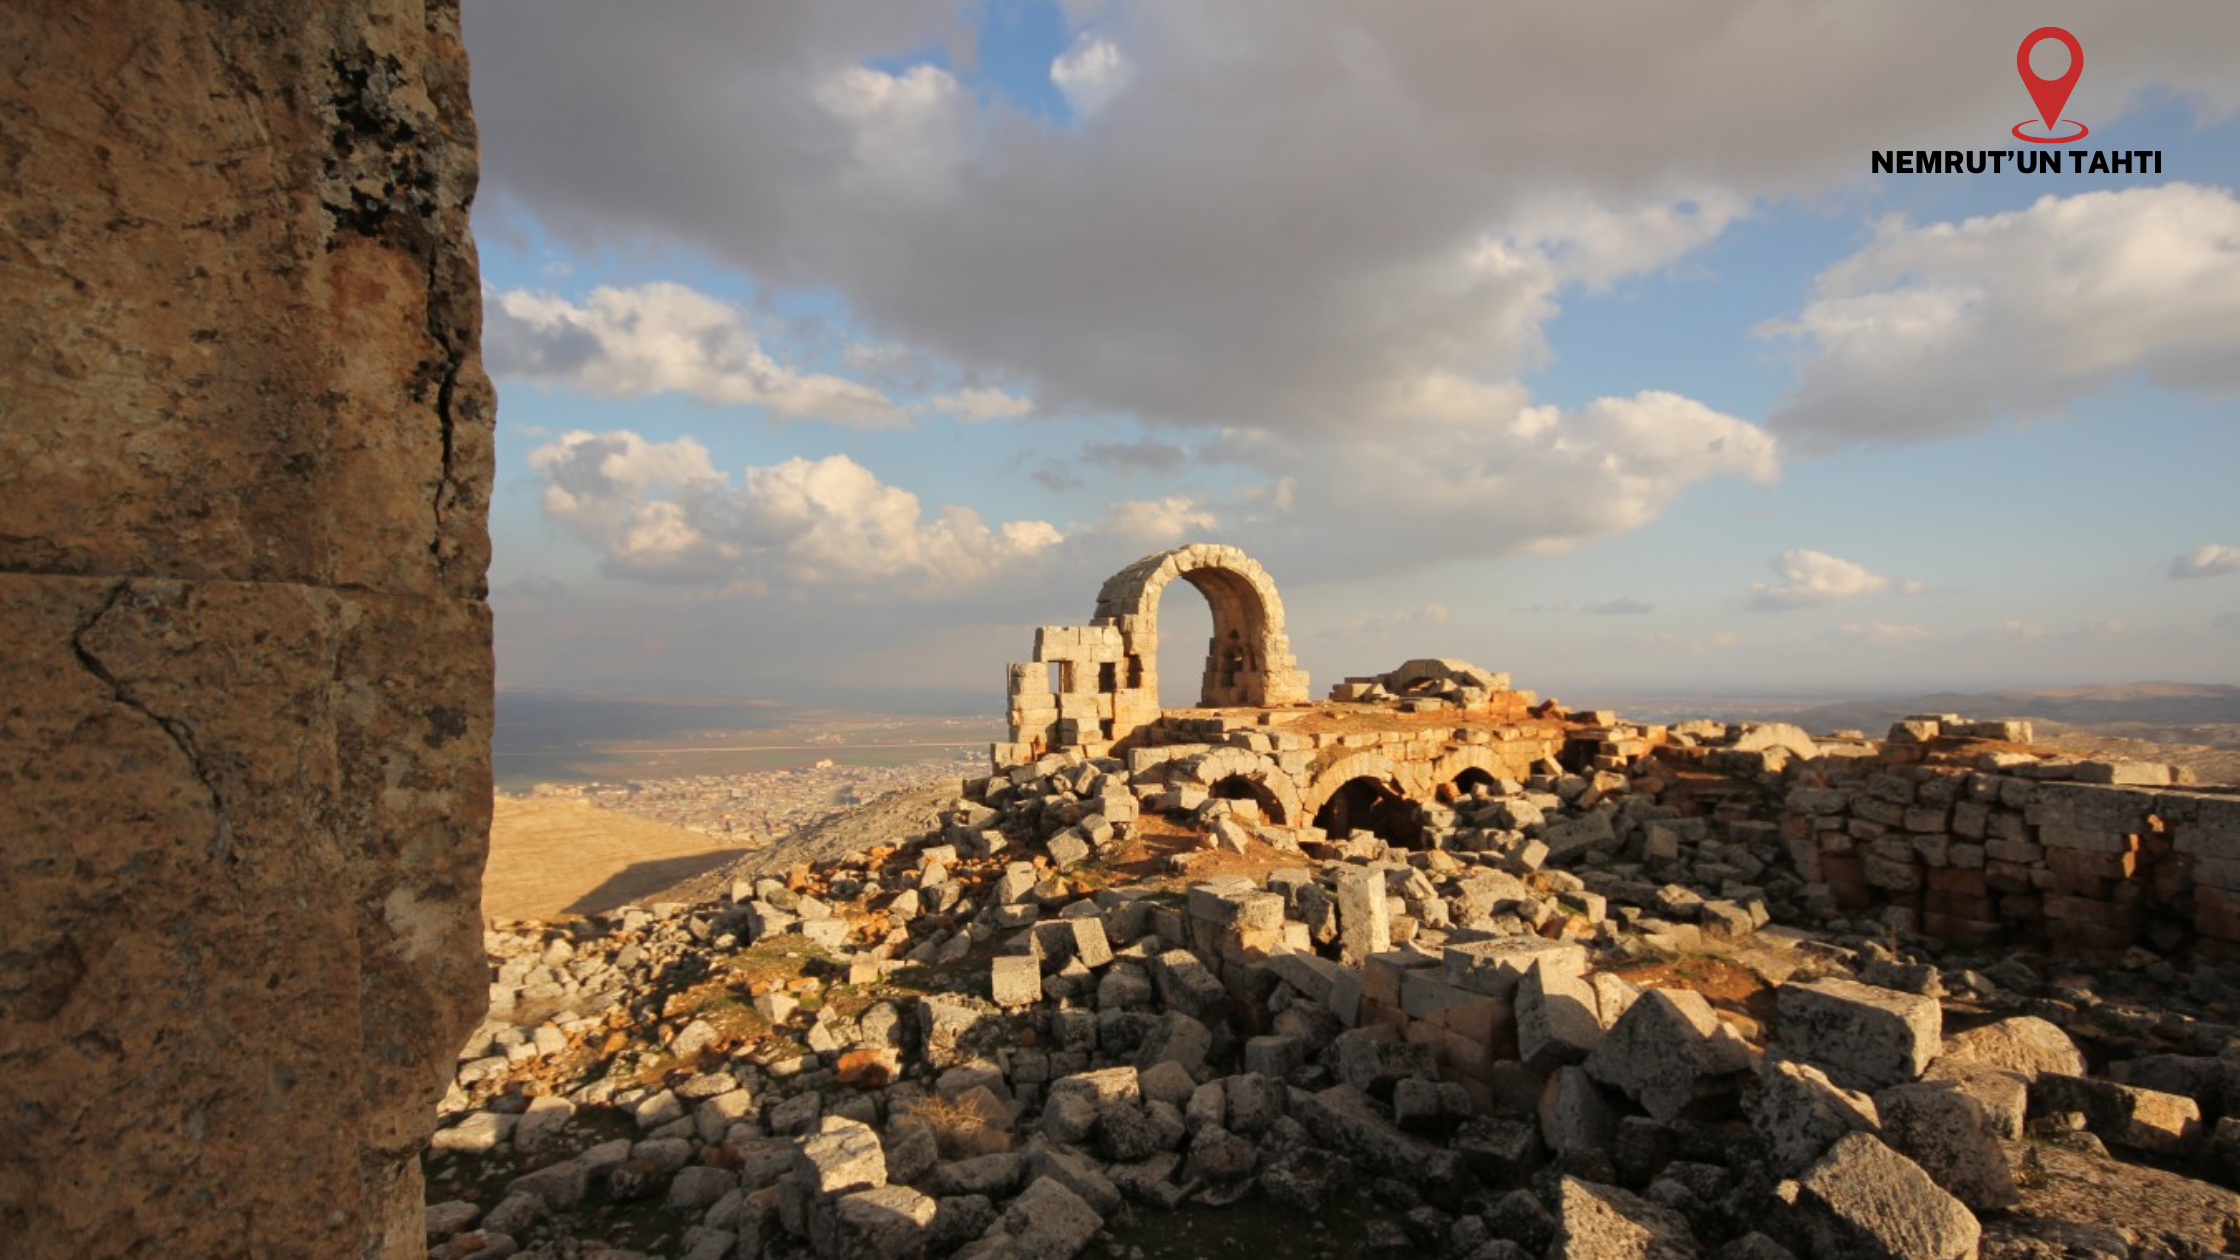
[{"left": 0, "top": 3, "right": 492, "bottom": 1256}]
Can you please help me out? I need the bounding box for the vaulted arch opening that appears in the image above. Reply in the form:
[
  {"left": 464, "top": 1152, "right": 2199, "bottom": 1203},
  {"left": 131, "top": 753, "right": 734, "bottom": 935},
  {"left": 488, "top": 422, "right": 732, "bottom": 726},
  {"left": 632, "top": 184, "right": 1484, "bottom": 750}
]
[
  {"left": 1313, "top": 775, "right": 1426, "bottom": 847},
  {"left": 1208, "top": 772, "right": 1289, "bottom": 826},
  {"left": 1440, "top": 766, "right": 1500, "bottom": 805}
]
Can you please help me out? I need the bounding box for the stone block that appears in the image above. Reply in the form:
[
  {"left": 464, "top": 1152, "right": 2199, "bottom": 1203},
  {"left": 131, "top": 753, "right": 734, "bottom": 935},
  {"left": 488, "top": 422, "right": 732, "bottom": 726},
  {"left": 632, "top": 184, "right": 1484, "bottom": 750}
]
[
  {"left": 795, "top": 1117, "right": 888, "bottom": 1198},
  {"left": 991, "top": 956, "right": 1042, "bottom": 1008},
  {"left": 1753, "top": 1058, "right": 1878, "bottom": 1176},
  {"left": 2031, "top": 1073, "right": 2203, "bottom": 1157},
  {"left": 1363, "top": 949, "right": 1438, "bottom": 1008},
  {"left": 1186, "top": 883, "right": 1284, "bottom": 930},
  {"left": 1517, "top": 959, "right": 1603, "bottom": 1071},
  {"left": 1443, "top": 937, "right": 1586, "bottom": 999},
  {"left": 1873, "top": 1081, "right": 2017, "bottom": 1210},
  {"left": 1335, "top": 866, "right": 1392, "bottom": 964},
  {"left": 1549, "top": 1177, "right": 1695, "bottom": 1260},
  {"left": 2037, "top": 824, "right": 2131, "bottom": 855},
  {"left": 1776, "top": 978, "right": 1941, "bottom": 1092},
  {"left": 1539, "top": 1066, "right": 1618, "bottom": 1157},
  {"left": 1583, "top": 988, "right": 1751, "bottom": 1123},
  {"left": 1791, "top": 1134, "right": 1978, "bottom": 1260}
]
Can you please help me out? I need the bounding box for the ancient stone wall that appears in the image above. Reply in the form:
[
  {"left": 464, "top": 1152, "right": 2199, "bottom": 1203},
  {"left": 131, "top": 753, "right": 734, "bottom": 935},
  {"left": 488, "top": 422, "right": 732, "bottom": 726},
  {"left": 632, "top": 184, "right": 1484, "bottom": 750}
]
[
  {"left": 1777, "top": 761, "right": 2240, "bottom": 962},
  {"left": 1571, "top": 715, "right": 2240, "bottom": 965},
  {"left": 0, "top": 3, "right": 492, "bottom": 1256}
]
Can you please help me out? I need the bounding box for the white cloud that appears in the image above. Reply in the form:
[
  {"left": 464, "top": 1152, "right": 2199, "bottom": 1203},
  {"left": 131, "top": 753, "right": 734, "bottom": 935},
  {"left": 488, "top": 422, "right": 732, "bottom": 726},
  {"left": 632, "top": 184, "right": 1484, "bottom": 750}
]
[
  {"left": 1998, "top": 619, "right": 2045, "bottom": 640},
  {"left": 1763, "top": 185, "right": 2240, "bottom": 448},
  {"left": 1051, "top": 34, "right": 1131, "bottom": 117},
  {"left": 1507, "top": 190, "right": 1750, "bottom": 293},
  {"left": 527, "top": 430, "right": 1062, "bottom": 590},
  {"left": 1285, "top": 391, "right": 1778, "bottom": 570},
  {"left": 472, "top": 2, "right": 2240, "bottom": 454},
  {"left": 488, "top": 283, "right": 907, "bottom": 428},
  {"left": 1747, "top": 550, "right": 1899, "bottom": 611},
  {"left": 1829, "top": 621, "right": 1934, "bottom": 646},
  {"left": 813, "top": 63, "right": 966, "bottom": 197},
  {"left": 2171, "top": 543, "right": 2240, "bottom": 579},
  {"left": 929, "top": 386, "right": 1035, "bottom": 423},
  {"left": 1095, "top": 496, "right": 1219, "bottom": 545}
]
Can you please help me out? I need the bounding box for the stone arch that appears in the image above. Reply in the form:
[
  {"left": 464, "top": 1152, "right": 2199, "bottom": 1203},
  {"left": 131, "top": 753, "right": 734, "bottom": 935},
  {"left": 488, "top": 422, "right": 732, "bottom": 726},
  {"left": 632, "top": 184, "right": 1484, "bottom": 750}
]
[
  {"left": 1092, "top": 543, "right": 1308, "bottom": 716},
  {"left": 1301, "top": 752, "right": 1418, "bottom": 819},
  {"left": 1175, "top": 747, "right": 1301, "bottom": 825},
  {"left": 1431, "top": 747, "right": 1506, "bottom": 800}
]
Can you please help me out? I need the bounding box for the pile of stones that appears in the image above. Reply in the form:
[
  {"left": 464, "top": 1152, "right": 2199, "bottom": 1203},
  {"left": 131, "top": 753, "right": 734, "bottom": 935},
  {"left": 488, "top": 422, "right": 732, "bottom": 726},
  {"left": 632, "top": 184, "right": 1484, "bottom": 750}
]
[{"left": 430, "top": 738, "right": 2240, "bottom": 1260}]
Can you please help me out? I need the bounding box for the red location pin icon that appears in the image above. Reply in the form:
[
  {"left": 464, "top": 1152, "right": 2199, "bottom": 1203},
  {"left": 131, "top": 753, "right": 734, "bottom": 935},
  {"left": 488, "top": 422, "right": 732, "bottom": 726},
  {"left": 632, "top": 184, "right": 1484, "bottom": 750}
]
[{"left": 2014, "top": 27, "right": 2086, "bottom": 143}]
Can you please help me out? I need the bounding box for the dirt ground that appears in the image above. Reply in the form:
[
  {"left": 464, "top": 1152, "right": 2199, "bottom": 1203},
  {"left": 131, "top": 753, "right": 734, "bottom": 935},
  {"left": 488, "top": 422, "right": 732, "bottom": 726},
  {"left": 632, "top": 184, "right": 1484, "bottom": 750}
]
[{"left": 484, "top": 797, "right": 748, "bottom": 924}]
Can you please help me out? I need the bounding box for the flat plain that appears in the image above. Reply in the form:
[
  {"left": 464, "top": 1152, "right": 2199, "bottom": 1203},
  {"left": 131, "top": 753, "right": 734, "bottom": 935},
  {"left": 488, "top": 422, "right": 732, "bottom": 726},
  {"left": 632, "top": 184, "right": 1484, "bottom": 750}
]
[{"left": 482, "top": 796, "right": 746, "bottom": 923}]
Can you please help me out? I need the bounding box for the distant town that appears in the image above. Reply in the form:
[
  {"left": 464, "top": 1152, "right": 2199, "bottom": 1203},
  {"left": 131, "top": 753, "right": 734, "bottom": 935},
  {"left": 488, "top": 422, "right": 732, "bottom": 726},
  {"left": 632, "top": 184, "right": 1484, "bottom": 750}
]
[{"left": 511, "top": 750, "right": 988, "bottom": 845}]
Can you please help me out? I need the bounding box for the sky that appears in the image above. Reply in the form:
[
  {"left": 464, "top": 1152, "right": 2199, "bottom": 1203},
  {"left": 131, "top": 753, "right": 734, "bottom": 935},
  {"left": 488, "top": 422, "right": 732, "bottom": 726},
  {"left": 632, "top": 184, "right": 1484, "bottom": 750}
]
[{"left": 462, "top": 1, "right": 2240, "bottom": 712}]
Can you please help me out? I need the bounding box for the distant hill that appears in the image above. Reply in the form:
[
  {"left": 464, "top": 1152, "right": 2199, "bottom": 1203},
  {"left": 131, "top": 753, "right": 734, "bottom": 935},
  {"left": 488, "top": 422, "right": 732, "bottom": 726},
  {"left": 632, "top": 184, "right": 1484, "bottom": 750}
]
[{"left": 1766, "top": 682, "right": 2240, "bottom": 736}]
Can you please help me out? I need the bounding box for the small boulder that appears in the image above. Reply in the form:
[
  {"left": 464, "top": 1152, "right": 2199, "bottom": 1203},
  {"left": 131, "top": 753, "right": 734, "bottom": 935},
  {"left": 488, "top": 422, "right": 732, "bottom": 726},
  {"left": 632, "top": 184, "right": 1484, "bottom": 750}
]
[
  {"left": 1791, "top": 1133, "right": 1979, "bottom": 1260},
  {"left": 1933, "top": 1016, "right": 2083, "bottom": 1081},
  {"left": 1583, "top": 988, "right": 1751, "bottom": 1122},
  {"left": 1751, "top": 1058, "right": 1879, "bottom": 1177},
  {"left": 1548, "top": 1176, "right": 1695, "bottom": 1260},
  {"left": 1873, "top": 1081, "right": 2018, "bottom": 1211}
]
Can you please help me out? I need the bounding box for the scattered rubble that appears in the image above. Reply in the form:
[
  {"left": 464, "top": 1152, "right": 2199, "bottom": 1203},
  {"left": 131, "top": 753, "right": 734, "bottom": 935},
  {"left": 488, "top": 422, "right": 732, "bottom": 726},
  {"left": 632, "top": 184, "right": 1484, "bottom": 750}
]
[{"left": 429, "top": 548, "right": 2240, "bottom": 1259}]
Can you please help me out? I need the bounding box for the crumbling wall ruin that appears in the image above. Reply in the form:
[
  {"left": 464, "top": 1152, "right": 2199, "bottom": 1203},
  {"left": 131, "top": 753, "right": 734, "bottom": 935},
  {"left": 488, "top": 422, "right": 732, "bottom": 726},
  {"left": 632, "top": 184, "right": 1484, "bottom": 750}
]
[{"left": 0, "top": 3, "right": 492, "bottom": 1256}]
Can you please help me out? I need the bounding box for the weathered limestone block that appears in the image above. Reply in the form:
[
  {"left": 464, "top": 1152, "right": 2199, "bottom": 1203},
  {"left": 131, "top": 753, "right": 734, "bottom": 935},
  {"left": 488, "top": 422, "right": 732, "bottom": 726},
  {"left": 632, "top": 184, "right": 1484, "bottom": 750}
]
[
  {"left": 1517, "top": 957, "right": 1604, "bottom": 1070},
  {"left": 963, "top": 1175, "right": 1103, "bottom": 1260},
  {"left": 1549, "top": 1176, "right": 1697, "bottom": 1260},
  {"left": 1290, "top": 1084, "right": 1458, "bottom": 1187},
  {"left": 1443, "top": 936, "right": 1586, "bottom": 999},
  {"left": 1874, "top": 1082, "right": 2018, "bottom": 1211},
  {"left": 1752, "top": 1058, "right": 1879, "bottom": 1176},
  {"left": 1791, "top": 1133, "right": 1980, "bottom": 1260},
  {"left": 2030, "top": 1074, "right": 2204, "bottom": 1157},
  {"left": 1776, "top": 979, "right": 1941, "bottom": 1092},
  {"left": 991, "top": 956, "right": 1043, "bottom": 1008},
  {"left": 1931, "top": 1016, "right": 2083, "bottom": 1081},
  {"left": 1335, "top": 866, "right": 1392, "bottom": 964},
  {"left": 0, "top": 5, "right": 491, "bottom": 1256},
  {"left": 824, "top": 1184, "right": 937, "bottom": 1260},
  {"left": 1539, "top": 1066, "right": 1619, "bottom": 1157},
  {"left": 1584, "top": 988, "right": 1752, "bottom": 1122},
  {"left": 795, "top": 1116, "right": 889, "bottom": 1198}
]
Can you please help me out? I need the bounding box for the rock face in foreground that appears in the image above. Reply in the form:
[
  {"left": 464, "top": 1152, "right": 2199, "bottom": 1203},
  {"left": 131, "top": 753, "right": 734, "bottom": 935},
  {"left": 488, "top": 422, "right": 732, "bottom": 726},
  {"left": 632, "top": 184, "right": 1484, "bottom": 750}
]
[{"left": 0, "top": 3, "right": 492, "bottom": 1257}]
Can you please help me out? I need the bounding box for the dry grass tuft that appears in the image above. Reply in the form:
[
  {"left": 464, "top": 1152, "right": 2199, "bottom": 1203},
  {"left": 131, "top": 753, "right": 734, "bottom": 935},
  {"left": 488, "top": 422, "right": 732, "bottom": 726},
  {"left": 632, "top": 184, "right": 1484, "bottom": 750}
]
[{"left": 901, "top": 1089, "right": 1015, "bottom": 1158}]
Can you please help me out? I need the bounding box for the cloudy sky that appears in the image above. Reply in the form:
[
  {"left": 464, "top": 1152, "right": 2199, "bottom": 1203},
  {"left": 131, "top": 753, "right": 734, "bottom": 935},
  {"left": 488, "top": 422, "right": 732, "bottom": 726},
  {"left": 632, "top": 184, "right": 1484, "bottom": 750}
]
[{"left": 465, "top": 1, "right": 2240, "bottom": 710}]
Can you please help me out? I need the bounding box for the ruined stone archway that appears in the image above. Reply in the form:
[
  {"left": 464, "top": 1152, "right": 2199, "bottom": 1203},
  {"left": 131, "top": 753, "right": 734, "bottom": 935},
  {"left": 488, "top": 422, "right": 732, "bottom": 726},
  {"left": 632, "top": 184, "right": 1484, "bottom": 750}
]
[
  {"left": 1000, "top": 543, "right": 1309, "bottom": 756},
  {"left": 1093, "top": 542, "right": 1308, "bottom": 715}
]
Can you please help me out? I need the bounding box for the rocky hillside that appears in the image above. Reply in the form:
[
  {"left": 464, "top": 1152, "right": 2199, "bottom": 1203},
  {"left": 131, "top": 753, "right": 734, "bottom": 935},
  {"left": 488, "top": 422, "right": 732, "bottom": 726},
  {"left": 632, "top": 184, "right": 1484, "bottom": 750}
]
[{"left": 423, "top": 722, "right": 2240, "bottom": 1260}]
